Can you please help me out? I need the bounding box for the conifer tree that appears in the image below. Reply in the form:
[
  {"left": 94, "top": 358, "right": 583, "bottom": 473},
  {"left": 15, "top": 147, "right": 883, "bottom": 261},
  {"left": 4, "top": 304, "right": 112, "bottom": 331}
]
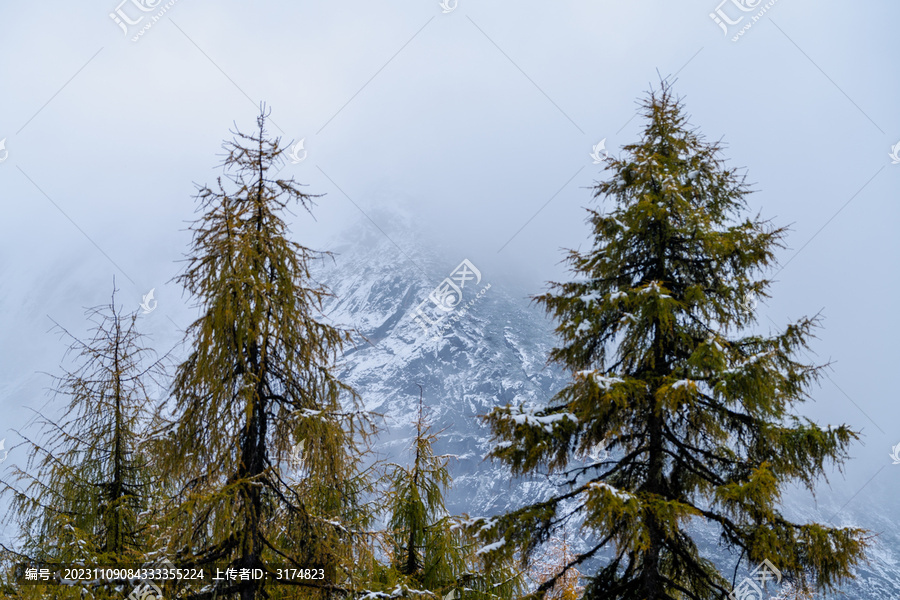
[
  {"left": 385, "top": 391, "right": 464, "bottom": 594},
  {"left": 529, "top": 533, "right": 584, "bottom": 600},
  {"left": 384, "top": 389, "right": 524, "bottom": 600},
  {"left": 0, "top": 287, "right": 166, "bottom": 598},
  {"left": 472, "top": 82, "right": 869, "bottom": 600},
  {"left": 160, "top": 108, "right": 373, "bottom": 600}
]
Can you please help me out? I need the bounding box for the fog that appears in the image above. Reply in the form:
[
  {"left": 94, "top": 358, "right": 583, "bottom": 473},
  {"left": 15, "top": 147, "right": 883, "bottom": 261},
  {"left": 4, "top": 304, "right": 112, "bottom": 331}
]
[{"left": 1, "top": 0, "right": 898, "bottom": 548}]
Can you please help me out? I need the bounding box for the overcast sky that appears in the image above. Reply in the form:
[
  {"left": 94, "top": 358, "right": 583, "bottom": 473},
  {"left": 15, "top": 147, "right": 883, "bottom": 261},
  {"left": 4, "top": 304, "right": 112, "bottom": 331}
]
[{"left": 1, "top": 0, "right": 898, "bottom": 541}]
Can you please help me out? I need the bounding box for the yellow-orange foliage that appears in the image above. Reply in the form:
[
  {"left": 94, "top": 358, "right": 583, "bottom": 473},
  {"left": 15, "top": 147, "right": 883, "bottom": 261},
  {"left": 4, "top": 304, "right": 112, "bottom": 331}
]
[{"left": 529, "top": 534, "right": 585, "bottom": 600}]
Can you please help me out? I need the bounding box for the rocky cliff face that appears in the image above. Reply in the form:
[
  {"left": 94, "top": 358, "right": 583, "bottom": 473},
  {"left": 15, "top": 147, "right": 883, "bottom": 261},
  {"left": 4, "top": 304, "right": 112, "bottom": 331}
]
[{"left": 318, "top": 220, "right": 563, "bottom": 518}]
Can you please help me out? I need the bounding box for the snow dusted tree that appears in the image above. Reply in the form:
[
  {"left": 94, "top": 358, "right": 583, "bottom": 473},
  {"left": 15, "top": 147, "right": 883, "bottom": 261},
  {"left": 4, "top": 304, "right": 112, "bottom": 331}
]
[
  {"left": 384, "top": 392, "right": 466, "bottom": 594},
  {"left": 160, "top": 108, "right": 374, "bottom": 600},
  {"left": 0, "top": 286, "right": 167, "bottom": 598},
  {"left": 529, "top": 533, "right": 584, "bottom": 600},
  {"left": 383, "top": 390, "right": 523, "bottom": 600},
  {"left": 472, "top": 82, "right": 869, "bottom": 600}
]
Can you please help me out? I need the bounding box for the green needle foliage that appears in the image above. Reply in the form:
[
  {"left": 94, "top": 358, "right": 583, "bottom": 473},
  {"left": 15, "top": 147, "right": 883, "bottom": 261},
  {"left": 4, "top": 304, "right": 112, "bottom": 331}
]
[
  {"left": 0, "top": 287, "right": 167, "bottom": 599},
  {"left": 473, "top": 82, "right": 869, "bottom": 600},
  {"left": 384, "top": 391, "right": 524, "bottom": 600},
  {"left": 386, "top": 393, "right": 463, "bottom": 592},
  {"left": 160, "top": 108, "right": 373, "bottom": 600}
]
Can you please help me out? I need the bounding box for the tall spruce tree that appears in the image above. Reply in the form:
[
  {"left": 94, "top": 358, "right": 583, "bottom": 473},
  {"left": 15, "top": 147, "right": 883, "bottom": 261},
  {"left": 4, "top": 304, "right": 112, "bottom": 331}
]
[
  {"left": 0, "top": 287, "right": 166, "bottom": 599},
  {"left": 161, "top": 108, "right": 373, "bottom": 600},
  {"left": 472, "top": 83, "right": 869, "bottom": 600}
]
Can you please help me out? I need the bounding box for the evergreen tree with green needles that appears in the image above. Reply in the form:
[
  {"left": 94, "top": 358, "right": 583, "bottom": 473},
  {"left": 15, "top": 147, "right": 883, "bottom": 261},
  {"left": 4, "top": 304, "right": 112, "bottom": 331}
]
[
  {"left": 471, "top": 82, "right": 869, "bottom": 600},
  {"left": 386, "top": 390, "right": 464, "bottom": 591},
  {"left": 384, "top": 388, "right": 524, "bottom": 600},
  {"left": 0, "top": 286, "right": 167, "bottom": 599},
  {"left": 161, "top": 108, "right": 373, "bottom": 600}
]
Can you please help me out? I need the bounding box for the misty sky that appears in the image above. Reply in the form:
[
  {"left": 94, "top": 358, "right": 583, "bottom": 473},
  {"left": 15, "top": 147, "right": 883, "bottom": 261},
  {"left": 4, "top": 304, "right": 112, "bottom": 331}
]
[{"left": 1, "top": 1, "right": 898, "bottom": 546}]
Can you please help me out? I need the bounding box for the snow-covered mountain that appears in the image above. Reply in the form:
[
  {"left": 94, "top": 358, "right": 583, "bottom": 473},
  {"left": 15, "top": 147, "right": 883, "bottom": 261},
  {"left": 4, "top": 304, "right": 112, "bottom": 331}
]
[
  {"left": 316, "top": 215, "right": 900, "bottom": 599},
  {"left": 317, "top": 214, "right": 562, "bottom": 518}
]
